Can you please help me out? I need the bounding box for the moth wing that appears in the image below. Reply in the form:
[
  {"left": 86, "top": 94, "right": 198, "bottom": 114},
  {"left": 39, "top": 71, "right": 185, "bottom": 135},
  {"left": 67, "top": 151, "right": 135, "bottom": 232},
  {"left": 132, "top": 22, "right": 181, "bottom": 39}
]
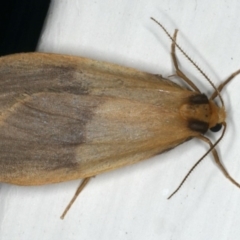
[
  {"left": 0, "top": 53, "right": 199, "bottom": 185},
  {"left": 0, "top": 90, "right": 194, "bottom": 185}
]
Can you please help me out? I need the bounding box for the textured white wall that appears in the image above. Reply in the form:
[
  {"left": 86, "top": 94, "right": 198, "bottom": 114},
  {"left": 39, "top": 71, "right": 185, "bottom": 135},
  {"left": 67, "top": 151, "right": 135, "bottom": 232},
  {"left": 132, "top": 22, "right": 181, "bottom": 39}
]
[{"left": 1, "top": 1, "right": 240, "bottom": 239}]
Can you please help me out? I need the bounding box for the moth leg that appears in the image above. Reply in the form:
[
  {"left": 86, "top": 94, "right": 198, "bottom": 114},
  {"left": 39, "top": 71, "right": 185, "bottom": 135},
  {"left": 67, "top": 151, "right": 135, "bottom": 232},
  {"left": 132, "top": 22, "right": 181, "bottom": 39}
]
[
  {"left": 210, "top": 69, "right": 240, "bottom": 100},
  {"left": 60, "top": 177, "right": 91, "bottom": 219},
  {"left": 168, "top": 132, "right": 240, "bottom": 199},
  {"left": 171, "top": 30, "right": 200, "bottom": 92},
  {"left": 198, "top": 135, "right": 240, "bottom": 188}
]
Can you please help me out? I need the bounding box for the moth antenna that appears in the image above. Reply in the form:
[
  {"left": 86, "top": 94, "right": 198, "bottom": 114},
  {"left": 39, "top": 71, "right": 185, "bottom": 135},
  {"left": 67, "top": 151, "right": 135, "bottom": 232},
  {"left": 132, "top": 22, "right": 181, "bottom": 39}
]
[
  {"left": 167, "top": 154, "right": 203, "bottom": 199},
  {"left": 168, "top": 122, "right": 229, "bottom": 199},
  {"left": 150, "top": 17, "right": 224, "bottom": 107}
]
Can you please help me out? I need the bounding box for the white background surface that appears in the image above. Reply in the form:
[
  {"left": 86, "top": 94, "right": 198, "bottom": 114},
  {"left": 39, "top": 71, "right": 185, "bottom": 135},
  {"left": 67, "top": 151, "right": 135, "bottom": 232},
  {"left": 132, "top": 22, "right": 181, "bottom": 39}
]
[{"left": 1, "top": 0, "right": 240, "bottom": 239}]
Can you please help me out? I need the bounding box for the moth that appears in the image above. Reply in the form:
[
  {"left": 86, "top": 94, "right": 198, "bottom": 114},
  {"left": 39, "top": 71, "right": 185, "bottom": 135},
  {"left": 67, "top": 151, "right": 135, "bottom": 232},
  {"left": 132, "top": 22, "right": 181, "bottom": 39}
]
[{"left": 0, "top": 18, "right": 239, "bottom": 219}]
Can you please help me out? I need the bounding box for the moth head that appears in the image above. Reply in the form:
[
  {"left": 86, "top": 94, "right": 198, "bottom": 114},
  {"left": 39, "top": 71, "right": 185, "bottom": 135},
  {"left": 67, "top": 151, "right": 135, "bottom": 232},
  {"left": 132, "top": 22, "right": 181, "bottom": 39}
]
[
  {"left": 209, "top": 100, "right": 226, "bottom": 132},
  {"left": 180, "top": 94, "right": 226, "bottom": 134}
]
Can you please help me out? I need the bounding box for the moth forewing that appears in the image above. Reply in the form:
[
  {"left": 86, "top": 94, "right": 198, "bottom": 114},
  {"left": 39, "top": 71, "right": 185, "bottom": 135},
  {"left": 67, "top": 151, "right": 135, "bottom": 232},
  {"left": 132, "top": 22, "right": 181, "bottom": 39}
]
[{"left": 0, "top": 53, "right": 201, "bottom": 185}]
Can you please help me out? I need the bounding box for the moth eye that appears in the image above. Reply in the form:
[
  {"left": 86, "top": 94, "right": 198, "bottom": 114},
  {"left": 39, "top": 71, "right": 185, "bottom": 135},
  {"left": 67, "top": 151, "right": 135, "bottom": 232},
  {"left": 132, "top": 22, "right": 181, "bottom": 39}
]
[{"left": 210, "top": 123, "right": 222, "bottom": 132}]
